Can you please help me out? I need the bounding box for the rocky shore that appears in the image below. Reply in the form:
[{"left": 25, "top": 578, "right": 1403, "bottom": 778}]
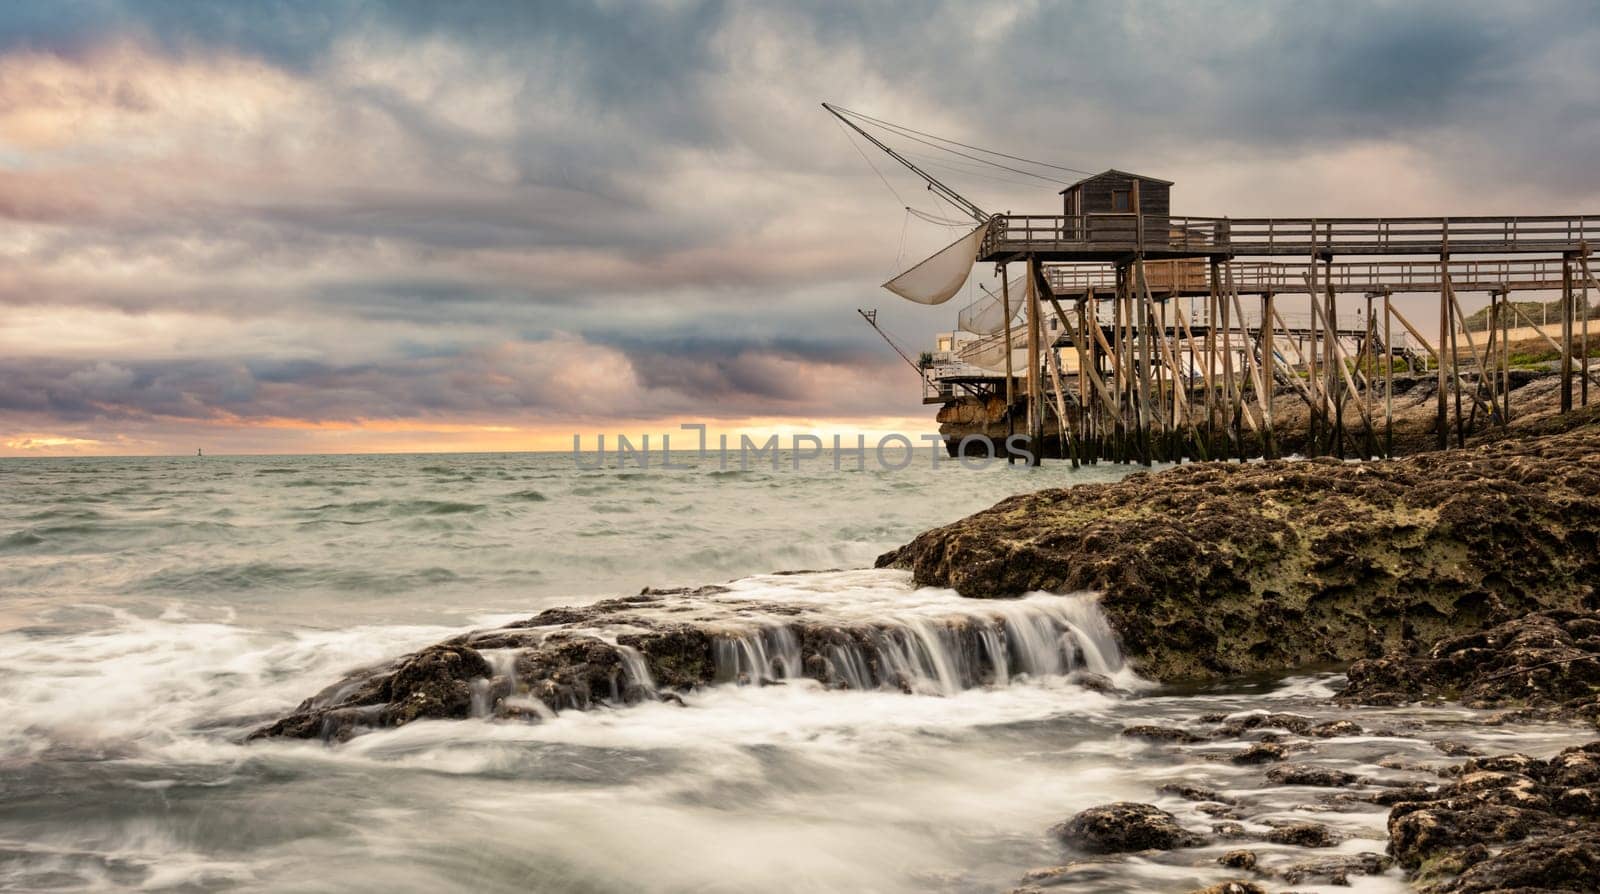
[
  {"left": 907, "top": 406, "right": 1600, "bottom": 891},
  {"left": 879, "top": 406, "right": 1600, "bottom": 681},
  {"left": 256, "top": 406, "right": 1600, "bottom": 891},
  {"left": 1029, "top": 608, "right": 1600, "bottom": 893}
]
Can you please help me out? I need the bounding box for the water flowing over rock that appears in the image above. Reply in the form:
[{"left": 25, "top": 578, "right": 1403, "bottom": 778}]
[
  {"left": 251, "top": 571, "right": 1133, "bottom": 741},
  {"left": 877, "top": 413, "right": 1600, "bottom": 680}
]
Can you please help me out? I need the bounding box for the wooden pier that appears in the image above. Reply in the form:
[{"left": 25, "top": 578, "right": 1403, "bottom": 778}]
[
  {"left": 821, "top": 107, "right": 1596, "bottom": 465},
  {"left": 942, "top": 179, "right": 1599, "bottom": 467}
]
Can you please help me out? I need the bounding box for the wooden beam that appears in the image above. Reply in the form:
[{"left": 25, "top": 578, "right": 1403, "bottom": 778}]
[
  {"left": 1562, "top": 255, "right": 1574, "bottom": 413},
  {"left": 1027, "top": 255, "right": 1043, "bottom": 464},
  {"left": 1000, "top": 264, "right": 1015, "bottom": 461}
]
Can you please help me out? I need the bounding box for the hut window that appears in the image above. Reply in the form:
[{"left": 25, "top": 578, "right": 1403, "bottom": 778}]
[{"left": 1111, "top": 190, "right": 1131, "bottom": 212}]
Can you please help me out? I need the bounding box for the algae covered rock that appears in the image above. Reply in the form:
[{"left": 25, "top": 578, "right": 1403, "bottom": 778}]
[
  {"left": 878, "top": 420, "right": 1600, "bottom": 680},
  {"left": 1342, "top": 609, "right": 1600, "bottom": 722},
  {"left": 1385, "top": 742, "right": 1600, "bottom": 890},
  {"left": 1051, "top": 802, "right": 1206, "bottom": 853}
]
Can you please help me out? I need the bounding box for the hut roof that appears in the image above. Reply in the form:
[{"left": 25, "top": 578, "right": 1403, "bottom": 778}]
[{"left": 1059, "top": 169, "right": 1174, "bottom": 194}]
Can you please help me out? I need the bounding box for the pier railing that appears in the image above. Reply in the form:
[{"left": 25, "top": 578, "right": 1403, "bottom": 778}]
[
  {"left": 1045, "top": 257, "right": 1575, "bottom": 296},
  {"left": 986, "top": 213, "right": 1600, "bottom": 260},
  {"left": 984, "top": 214, "right": 1227, "bottom": 257}
]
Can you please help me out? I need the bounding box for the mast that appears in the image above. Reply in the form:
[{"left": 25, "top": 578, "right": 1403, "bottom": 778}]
[{"left": 823, "top": 103, "right": 989, "bottom": 225}]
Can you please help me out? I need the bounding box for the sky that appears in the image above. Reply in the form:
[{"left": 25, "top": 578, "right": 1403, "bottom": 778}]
[{"left": 4, "top": 0, "right": 1600, "bottom": 455}]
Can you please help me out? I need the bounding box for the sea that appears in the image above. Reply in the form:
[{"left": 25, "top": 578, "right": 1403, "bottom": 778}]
[{"left": 0, "top": 450, "right": 1588, "bottom": 892}]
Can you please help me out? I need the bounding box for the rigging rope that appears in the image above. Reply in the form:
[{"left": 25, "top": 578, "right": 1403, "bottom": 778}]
[
  {"left": 832, "top": 115, "right": 909, "bottom": 207},
  {"left": 906, "top": 207, "right": 972, "bottom": 227},
  {"left": 831, "top": 104, "right": 1095, "bottom": 181}
]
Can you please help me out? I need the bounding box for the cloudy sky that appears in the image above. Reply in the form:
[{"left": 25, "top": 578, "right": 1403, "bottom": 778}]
[{"left": 4, "top": 0, "right": 1600, "bottom": 455}]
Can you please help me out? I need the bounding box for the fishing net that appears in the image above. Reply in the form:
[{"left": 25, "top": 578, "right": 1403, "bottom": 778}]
[
  {"left": 882, "top": 224, "right": 986, "bottom": 305},
  {"left": 958, "top": 276, "right": 1024, "bottom": 335}
]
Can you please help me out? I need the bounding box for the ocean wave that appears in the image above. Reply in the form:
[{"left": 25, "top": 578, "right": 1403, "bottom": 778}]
[
  {"left": 504, "top": 489, "right": 548, "bottom": 502},
  {"left": 134, "top": 562, "right": 465, "bottom": 594},
  {"left": 0, "top": 530, "right": 45, "bottom": 552},
  {"left": 298, "top": 499, "right": 486, "bottom": 516}
]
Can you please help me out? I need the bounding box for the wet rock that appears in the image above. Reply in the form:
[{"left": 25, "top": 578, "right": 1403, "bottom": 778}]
[
  {"left": 1071, "top": 672, "right": 1118, "bottom": 694},
  {"left": 1122, "top": 724, "right": 1205, "bottom": 744},
  {"left": 877, "top": 421, "right": 1600, "bottom": 681},
  {"left": 382, "top": 644, "right": 494, "bottom": 725},
  {"left": 1553, "top": 785, "right": 1600, "bottom": 817},
  {"left": 1264, "top": 821, "right": 1340, "bottom": 847},
  {"left": 1385, "top": 742, "right": 1600, "bottom": 883},
  {"left": 1342, "top": 611, "right": 1600, "bottom": 722},
  {"left": 1217, "top": 849, "right": 1257, "bottom": 870},
  {"left": 1265, "top": 764, "right": 1361, "bottom": 787},
  {"left": 253, "top": 586, "right": 1125, "bottom": 740},
  {"left": 1362, "top": 783, "right": 1436, "bottom": 806},
  {"left": 1230, "top": 742, "right": 1290, "bottom": 764},
  {"left": 1158, "top": 782, "right": 1236, "bottom": 804},
  {"left": 1051, "top": 802, "right": 1206, "bottom": 854},
  {"left": 1309, "top": 719, "right": 1364, "bottom": 738},
  {"left": 1279, "top": 852, "right": 1392, "bottom": 885},
  {"left": 1183, "top": 883, "right": 1266, "bottom": 894},
  {"left": 1016, "top": 862, "right": 1110, "bottom": 887},
  {"left": 1427, "top": 830, "right": 1600, "bottom": 893},
  {"left": 249, "top": 644, "right": 493, "bottom": 741},
  {"left": 1217, "top": 712, "right": 1314, "bottom": 737},
  {"left": 1434, "top": 740, "right": 1482, "bottom": 757},
  {"left": 1211, "top": 822, "right": 1248, "bottom": 839}
]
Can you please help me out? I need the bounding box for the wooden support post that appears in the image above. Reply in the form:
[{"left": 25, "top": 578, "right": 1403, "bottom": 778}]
[
  {"left": 1026, "top": 255, "right": 1043, "bottom": 465},
  {"left": 1078, "top": 289, "right": 1091, "bottom": 455},
  {"left": 1134, "top": 262, "right": 1154, "bottom": 465},
  {"left": 1261, "top": 290, "right": 1277, "bottom": 458},
  {"left": 1206, "top": 258, "right": 1220, "bottom": 455},
  {"left": 1306, "top": 254, "right": 1321, "bottom": 451},
  {"left": 1157, "top": 296, "right": 1172, "bottom": 438},
  {"left": 1562, "top": 254, "right": 1574, "bottom": 414},
  {"left": 1218, "top": 265, "right": 1237, "bottom": 457},
  {"left": 1224, "top": 270, "right": 1266, "bottom": 441},
  {"left": 1363, "top": 292, "right": 1376, "bottom": 441},
  {"left": 1302, "top": 274, "right": 1374, "bottom": 453},
  {"left": 1584, "top": 253, "right": 1592, "bottom": 408},
  {"left": 1174, "top": 291, "right": 1212, "bottom": 462},
  {"left": 1113, "top": 271, "right": 1126, "bottom": 460},
  {"left": 1001, "top": 265, "right": 1015, "bottom": 463},
  {"left": 1581, "top": 252, "right": 1595, "bottom": 408},
  {"left": 1324, "top": 250, "right": 1344, "bottom": 457},
  {"left": 1271, "top": 305, "right": 1321, "bottom": 411},
  {"left": 1055, "top": 296, "right": 1118, "bottom": 418},
  {"left": 1032, "top": 264, "right": 1078, "bottom": 467},
  {"left": 1438, "top": 254, "right": 1451, "bottom": 449},
  {"left": 1501, "top": 287, "right": 1511, "bottom": 424},
  {"left": 1383, "top": 288, "right": 1394, "bottom": 457},
  {"left": 1444, "top": 274, "right": 1485, "bottom": 440},
  {"left": 1477, "top": 291, "right": 1497, "bottom": 429},
  {"left": 1043, "top": 330, "right": 1077, "bottom": 468},
  {"left": 1139, "top": 267, "right": 1197, "bottom": 458}
]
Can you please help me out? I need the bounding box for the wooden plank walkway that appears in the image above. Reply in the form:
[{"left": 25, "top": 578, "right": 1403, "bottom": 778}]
[
  {"left": 984, "top": 213, "right": 1600, "bottom": 262},
  {"left": 1046, "top": 257, "right": 1576, "bottom": 296}
]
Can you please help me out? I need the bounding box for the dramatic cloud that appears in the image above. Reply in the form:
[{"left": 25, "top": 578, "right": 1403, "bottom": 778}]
[{"left": 3, "top": 1, "right": 1600, "bottom": 453}]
